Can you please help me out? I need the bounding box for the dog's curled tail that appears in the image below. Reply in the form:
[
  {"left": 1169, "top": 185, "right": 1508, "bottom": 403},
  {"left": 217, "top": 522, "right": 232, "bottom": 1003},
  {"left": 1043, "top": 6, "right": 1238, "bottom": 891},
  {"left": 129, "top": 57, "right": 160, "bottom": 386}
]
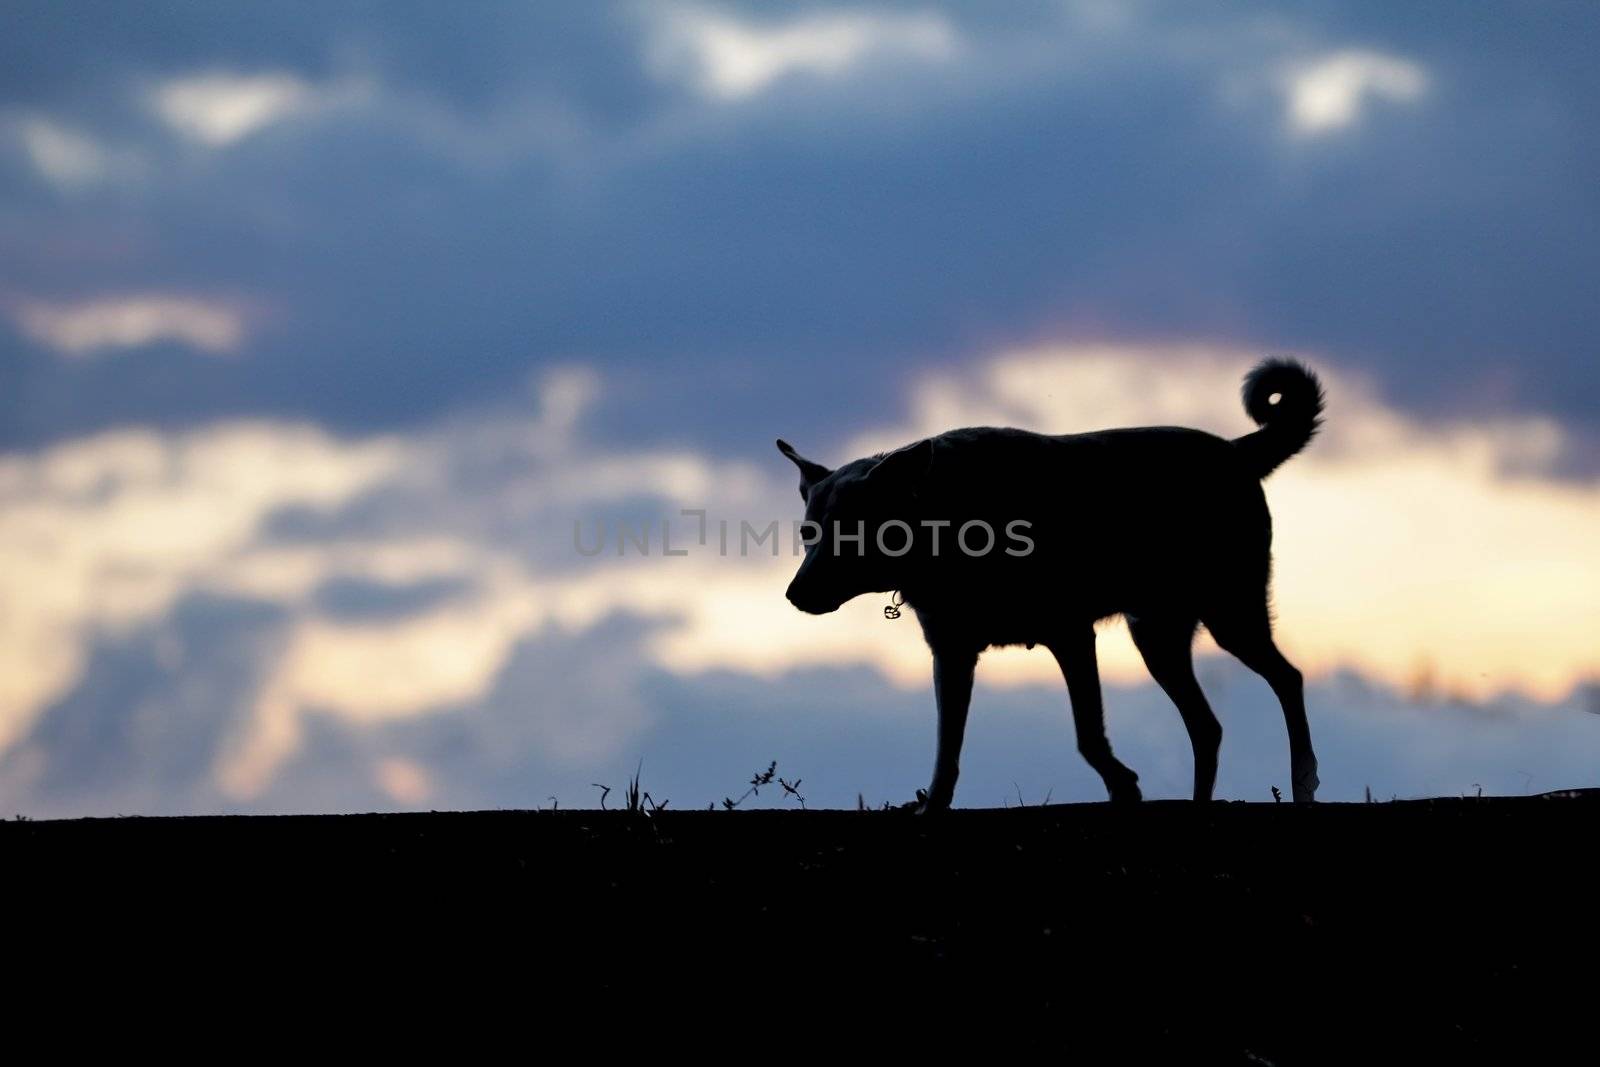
[{"left": 1232, "top": 358, "right": 1325, "bottom": 479}]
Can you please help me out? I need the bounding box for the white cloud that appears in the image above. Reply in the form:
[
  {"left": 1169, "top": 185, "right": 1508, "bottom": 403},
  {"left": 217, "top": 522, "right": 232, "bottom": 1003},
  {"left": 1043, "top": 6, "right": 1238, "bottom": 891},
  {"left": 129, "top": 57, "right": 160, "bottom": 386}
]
[
  {"left": 0, "top": 422, "right": 403, "bottom": 756},
  {"left": 16, "top": 117, "right": 110, "bottom": 185},
  {"left": 646, "top": 3, "right": 959, "bottom": 101},
  {"left": 9, "top": 294, "right": 246, "bottom": 357},
  {"left": 150, "top": 72, "right": 367, "bottom": 146},
  {"left": 1282, "top": 49, "right": 1428, "bottom": 136},
  {"left": 5, "top": 113, "right": 150, "bottom": 189},
  {"left": 0, "top": 366, "right": 761, "bottom": 796}
]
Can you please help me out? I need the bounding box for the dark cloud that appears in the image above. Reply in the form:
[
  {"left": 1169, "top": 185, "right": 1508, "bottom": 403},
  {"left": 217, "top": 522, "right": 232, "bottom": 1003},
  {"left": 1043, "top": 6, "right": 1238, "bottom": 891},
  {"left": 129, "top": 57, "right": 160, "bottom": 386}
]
[
  {"left": 0, "top": 1, "right": 1595, "bottom": 464},
  {"left": 311, "top": 574, "right": 474, "bottom": 622},
  {"left": 0, "top": 593, "right": 284, "bottom": 816},
  {"left": 0, "top": 2, "right": 657, "bottom": 120}
]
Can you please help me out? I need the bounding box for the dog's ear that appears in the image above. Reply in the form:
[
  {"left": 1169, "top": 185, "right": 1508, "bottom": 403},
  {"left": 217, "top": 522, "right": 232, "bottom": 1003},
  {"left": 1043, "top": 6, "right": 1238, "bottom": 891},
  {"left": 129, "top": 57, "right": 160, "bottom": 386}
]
[
  {"left": 776, "top": 439, "right": 831, "bottom": 498},
  {"left": 865, "top": 438, "right": 934, "bottom": 495}
]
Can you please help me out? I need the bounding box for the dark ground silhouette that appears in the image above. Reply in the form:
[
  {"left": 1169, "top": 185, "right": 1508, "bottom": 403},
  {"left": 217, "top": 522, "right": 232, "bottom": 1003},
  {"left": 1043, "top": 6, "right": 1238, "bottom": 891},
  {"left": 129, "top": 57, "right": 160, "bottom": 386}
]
[{"left": 8, "top": 793, "right": 1594, "bottom": 1059}]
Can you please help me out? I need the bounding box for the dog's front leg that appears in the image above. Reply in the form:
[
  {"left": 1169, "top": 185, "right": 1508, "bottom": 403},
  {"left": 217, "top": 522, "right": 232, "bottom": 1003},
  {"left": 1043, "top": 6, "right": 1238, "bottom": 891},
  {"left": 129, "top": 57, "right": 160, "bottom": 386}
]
[{"left": 918, "top": 645, "right": 978, "bottom": 813}]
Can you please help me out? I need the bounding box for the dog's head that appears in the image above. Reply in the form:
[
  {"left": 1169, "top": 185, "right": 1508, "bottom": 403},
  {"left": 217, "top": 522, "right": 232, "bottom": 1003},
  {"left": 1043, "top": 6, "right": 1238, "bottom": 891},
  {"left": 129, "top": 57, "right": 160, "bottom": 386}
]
[{"left": 775, "top": 437, "right": 932, "bottom": 615}]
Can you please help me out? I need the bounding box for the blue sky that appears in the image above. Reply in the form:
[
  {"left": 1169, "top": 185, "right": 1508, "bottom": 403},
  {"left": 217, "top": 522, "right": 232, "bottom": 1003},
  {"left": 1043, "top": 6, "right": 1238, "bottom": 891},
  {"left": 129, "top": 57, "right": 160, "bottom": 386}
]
[{"left": 1, "top": 2, "right": 1596, "bottom": 816}]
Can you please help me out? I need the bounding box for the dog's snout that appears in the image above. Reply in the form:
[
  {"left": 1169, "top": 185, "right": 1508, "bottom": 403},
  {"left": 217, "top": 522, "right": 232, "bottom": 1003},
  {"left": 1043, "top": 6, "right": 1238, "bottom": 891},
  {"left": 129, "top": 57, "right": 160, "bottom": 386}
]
[{"left": 786, "top": 579, "right": 828, "bottom": 615}]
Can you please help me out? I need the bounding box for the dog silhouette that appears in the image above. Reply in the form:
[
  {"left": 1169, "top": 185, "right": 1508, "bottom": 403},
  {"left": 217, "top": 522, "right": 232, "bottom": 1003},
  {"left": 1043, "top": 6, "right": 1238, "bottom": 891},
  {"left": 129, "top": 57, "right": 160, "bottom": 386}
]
[{"left": 779, "top": 359, "right": 1324, "bottom": 810}]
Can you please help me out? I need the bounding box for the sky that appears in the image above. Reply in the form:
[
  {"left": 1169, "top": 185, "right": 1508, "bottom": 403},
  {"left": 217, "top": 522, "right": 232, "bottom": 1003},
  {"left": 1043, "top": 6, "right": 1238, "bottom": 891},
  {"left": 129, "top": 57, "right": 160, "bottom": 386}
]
[{"left": 1, "top": 1, "right": 1596, "bottom": 817}]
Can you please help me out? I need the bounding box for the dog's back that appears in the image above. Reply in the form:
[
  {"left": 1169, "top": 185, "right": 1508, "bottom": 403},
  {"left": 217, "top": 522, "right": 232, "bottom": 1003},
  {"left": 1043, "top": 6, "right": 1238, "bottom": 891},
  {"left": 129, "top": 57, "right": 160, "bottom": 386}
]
[{"left": 900, "top": 360, "right": 1324, "bottom": 640}]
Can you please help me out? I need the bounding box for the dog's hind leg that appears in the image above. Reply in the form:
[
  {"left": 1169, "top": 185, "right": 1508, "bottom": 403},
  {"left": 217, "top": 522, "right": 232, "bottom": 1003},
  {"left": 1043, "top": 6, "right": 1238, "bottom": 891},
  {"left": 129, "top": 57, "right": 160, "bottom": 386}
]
[
  {"left": 1204, "top": 604, "right": 1319, "bottom": 802},
  {"left": 1128, "top": 615, "right": 1220, "bottom": 802},
  {"left": 1046, "top": 626, "right": 1142, "bottom": 803}
]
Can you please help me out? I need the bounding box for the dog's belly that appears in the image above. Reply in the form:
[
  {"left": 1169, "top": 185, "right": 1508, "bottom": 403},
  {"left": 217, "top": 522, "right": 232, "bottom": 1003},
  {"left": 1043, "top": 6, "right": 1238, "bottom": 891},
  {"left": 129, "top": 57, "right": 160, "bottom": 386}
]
[{"left": 909, "top": 555, "right": 1208, "bottom": 648}]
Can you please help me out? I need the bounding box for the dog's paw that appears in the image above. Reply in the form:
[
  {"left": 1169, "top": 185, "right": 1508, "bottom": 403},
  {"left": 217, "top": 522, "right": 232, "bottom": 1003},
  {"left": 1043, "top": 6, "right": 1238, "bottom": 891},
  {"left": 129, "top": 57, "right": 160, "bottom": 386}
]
[
  {"left": 1293, "top": 760, "right": 1321, "bottom": 803},
  {"left": 1106, "top": 769, "right": 1143, "bottom": 805},
  {"left": 1108, "top": 784, "right": 1143, "bottom": 805}
]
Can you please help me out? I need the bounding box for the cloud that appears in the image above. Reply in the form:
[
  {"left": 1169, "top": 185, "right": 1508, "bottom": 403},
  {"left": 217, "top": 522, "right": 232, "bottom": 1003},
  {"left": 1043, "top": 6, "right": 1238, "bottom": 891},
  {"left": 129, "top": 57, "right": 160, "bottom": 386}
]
[
  {"left": 8, "top": 295, "right": 247, "bottom": 357},
  {"left": 150, "top": 71, "right": 359, "bottom": 146},
  {"left": 0, "top": 422, "right": 402, "bottom": 754},
  {"left": 0, "top": 365, "right": 742, "bottom": 795},
  {"left": 1, "top": 349, "right": 1595, "bottom": 809},
  {"left": 14, "top": 117, "right": 112, "bottom": 185},
  {"left": 2, "top": 7, "right": 1595, "bottom": 456},
  {"left": 4, "top": 112, "right": 151, "bottom": 190},
  {"left": 1282, "top": 49, "right": 1428, "bottom": 136},
  {"left": 645, "top": 3, "right": 959, "bottom": 100}
]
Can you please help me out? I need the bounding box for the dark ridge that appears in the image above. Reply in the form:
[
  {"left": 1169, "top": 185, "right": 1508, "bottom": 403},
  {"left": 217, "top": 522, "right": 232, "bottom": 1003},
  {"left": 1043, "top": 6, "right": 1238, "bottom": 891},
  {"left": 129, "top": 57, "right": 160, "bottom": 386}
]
[{"left": 8, "top": 795, "right": 1593, "bottom": 1057}]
